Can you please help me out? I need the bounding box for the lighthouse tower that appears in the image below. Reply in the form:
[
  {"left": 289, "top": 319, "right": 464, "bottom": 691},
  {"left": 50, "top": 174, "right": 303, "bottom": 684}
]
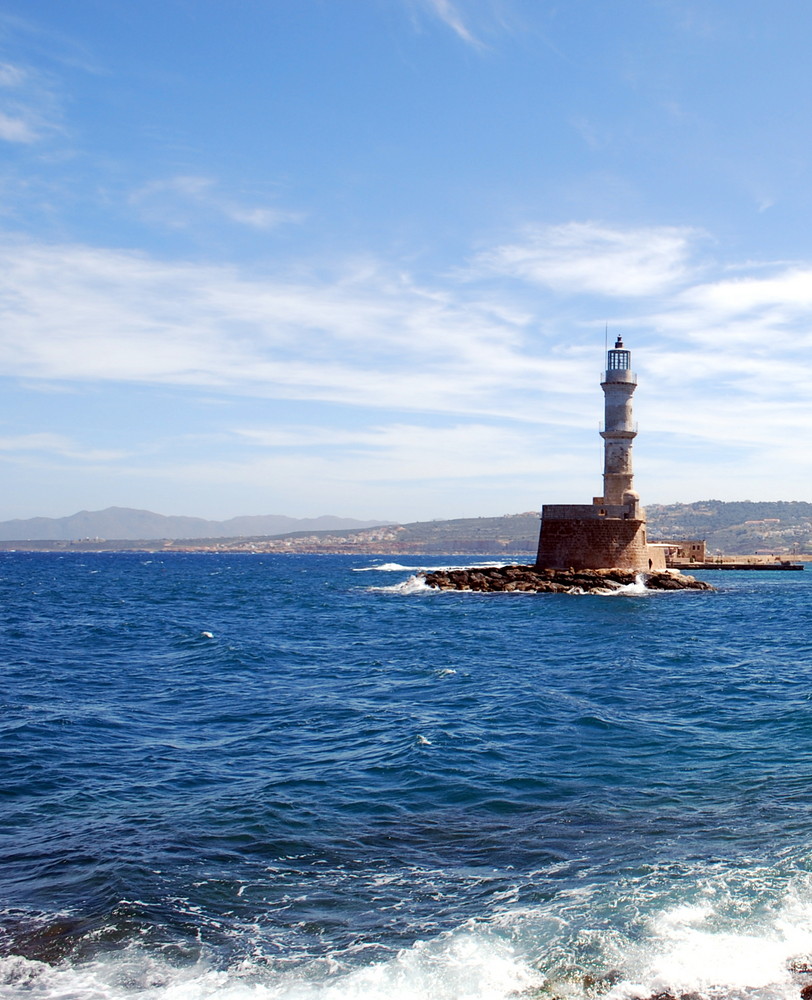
[
  {"left": 600, "top": 336, "right": 637, "bottom": 505},
  {"left": 535, "top": 336, "right": 665, "bottom": 572}
]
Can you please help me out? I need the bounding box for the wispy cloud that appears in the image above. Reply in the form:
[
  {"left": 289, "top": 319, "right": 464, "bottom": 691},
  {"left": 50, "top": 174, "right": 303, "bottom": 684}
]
[
  {"left": 0, "top": 236, "right": 594, "bottom": 422},
  {"left": 422, "top": 0, "right": 482, "bottom": 46},
  {"left": 0, "top": 432, "right": 124, "bottom": 462},
  {"left": 234, "top": 421, "right": 556, "bottom": 482},
  {"left": 130, "top": 176, "right": 303, "bottom": 231},
  {"left": 2, "top": 221, "right": 812, "bottom": 507},
  {"left": 0, "top": 59, "right": 62, "bottom": 144},
  {"left": 475, "top": 222, "right": 702, "bottom": 297},
  {"left": 0, "top": 109, "right": 37, "bottom": 143}
]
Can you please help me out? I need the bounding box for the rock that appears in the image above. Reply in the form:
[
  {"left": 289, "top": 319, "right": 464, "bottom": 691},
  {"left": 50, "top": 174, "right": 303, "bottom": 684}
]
[
  {"left": 583, "top": 969, "right": 622, "bottom": 992},
  {"left": 420, "top": 564, "right": 713, "bottom": 594}
]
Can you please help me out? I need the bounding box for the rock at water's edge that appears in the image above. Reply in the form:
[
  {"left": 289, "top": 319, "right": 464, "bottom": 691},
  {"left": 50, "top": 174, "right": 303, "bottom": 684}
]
[{"left": 421, "top": 564, "right": 712, "bottom": 594}]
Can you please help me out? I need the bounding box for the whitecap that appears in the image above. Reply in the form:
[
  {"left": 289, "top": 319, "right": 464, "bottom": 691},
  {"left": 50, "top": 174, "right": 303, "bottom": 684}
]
[
  {"left": 367, "top": 574, "right": 433, "bottom": 594},
  {"left": 352, "top": 562, "right": 415, "bottom": 572},
  {"left": 357, "top": 560, "right": 519, "bottom": 574},
  {"left": 599, "top": 578, "right": 650, "bottom": 596},
  {"left": 0, "top": 924, "right": 539, "bottom": 1000}
]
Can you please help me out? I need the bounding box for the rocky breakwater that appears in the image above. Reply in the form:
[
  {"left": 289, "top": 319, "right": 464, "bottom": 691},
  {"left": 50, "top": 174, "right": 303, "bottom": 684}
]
[{"left": 421, "top": 564, "right": 713, "bottom": 594}]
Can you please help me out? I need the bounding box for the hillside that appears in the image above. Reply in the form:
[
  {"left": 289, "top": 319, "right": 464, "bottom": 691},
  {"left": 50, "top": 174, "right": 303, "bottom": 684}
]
[
  {"left": 646, "top": 501, "right": 812, "bottom": 555},
  {"left": 0, "top": 502, "right": 810, "bottom": 556}
]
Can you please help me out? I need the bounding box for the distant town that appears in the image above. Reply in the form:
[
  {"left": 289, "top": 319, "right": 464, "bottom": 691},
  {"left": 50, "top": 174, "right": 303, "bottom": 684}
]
[{"left": 0, "top": 501, "right": 810, "bottom": 561}]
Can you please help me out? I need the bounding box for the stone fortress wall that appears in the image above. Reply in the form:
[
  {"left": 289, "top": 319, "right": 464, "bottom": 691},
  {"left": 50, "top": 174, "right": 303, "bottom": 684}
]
[{"left": 535, "top": 509, "right": 663, "bottom": 572}]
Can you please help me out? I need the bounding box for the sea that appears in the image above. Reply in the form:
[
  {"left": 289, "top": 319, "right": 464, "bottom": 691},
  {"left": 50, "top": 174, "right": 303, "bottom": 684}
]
[{"left": 2, "top": 551, "right": 812, "bottom": 1000}]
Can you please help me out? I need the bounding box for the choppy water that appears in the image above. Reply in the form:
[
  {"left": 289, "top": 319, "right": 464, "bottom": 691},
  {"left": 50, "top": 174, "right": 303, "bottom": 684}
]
[{"left": 1, "top": 552, "right": 812, "bottom": 1000}]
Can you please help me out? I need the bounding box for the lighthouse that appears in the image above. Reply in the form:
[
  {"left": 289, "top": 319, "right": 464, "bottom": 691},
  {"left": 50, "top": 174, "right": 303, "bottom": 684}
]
[
  {"left": 600, "top": 336, "right": 637, "bottom": 505},
  {"left": 534, "top": 337, "right": 665, "bottom": 573}
]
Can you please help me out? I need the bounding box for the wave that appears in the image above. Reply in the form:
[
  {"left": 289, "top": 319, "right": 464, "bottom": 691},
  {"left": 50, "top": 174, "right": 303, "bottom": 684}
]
[
  {"left": 589, "top": 574, "right": 651, "bottom": 596},
  {"left": 367, "top": 574, "right": 434, "bottom": 594},
  {"left": 0, "top": 923, "right": 538, "bottom": 999},
  {"left": 4, "top": 867, "right": 812, "bottom": 1000},
  {"left": 352, "top": 563, "right": 416, "bottom": 572},
  {"left": 355, "top": 560, "right": 516, "bottom": 573}
]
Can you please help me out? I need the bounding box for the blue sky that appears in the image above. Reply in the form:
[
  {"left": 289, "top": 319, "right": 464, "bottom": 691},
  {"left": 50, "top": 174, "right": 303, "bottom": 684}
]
[{"left": 1, "top": 0, "right": 811, "bottom": 521}]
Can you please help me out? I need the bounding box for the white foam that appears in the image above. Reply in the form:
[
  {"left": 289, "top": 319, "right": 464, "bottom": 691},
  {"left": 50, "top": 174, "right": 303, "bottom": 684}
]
[
  {"left": 367, "top": 574, "right": 433, "bottom": 594},
  {"left": 355, "top": 561, "right": 516, "bottom": 573},
  {"left": 565, "top": 868, "right": 812, "bottom": 1000},
  {"left": 352, "top": 563, "right": 414, "bottom": 572},
  {"left": 0, "top": 925, "right": 540, "bottom": 1000},
  {"left": 6, "top": 863, "right": 812, "bottom": 1000},
  {"left": 597, "top": 911, "right": 806, "bottom": 1000},
  {"left": 599, "top": 576, "right": 650, "bottom": 596}
]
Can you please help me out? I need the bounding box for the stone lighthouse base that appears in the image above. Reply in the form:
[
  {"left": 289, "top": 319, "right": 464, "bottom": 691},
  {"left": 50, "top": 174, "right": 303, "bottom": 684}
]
[{"left": 535, "top": 501, "right": 666, "bottom": 574}]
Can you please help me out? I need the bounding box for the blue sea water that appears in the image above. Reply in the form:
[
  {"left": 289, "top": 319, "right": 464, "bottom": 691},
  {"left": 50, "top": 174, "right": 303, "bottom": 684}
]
[{"left": 1, "top": 552, "right": 812, "bottom": 1000}]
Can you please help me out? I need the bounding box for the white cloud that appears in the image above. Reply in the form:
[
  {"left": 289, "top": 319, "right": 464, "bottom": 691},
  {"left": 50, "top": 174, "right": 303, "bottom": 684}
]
[
  {"left": 234, "top": 421, "right": 553, "bottom": 481},
  {"left": 0, "top": 109, "right": 38, "bottom": 143},
  {"left": 422, "top": 0, "right": 482, "bottom": 46},
  {"left": 680, "top": 266, "right": 812, "bottom": 316},
  {"left": 2, "top": 222, "right": 812, "bottom": 513},
  {"left": 0, "top": 432, "right": 71, "bottom": 451},
  {"left": 0, "top": 236, "right": 598, "bottom": 423},
  {"left": 0, "top": 59, "right": 60, "bottom": 144},
  {"left": 0, "top": 62, "right": 27, "bottom": 87},
  {"left": 130, "top": 175, "right": 303, "bottom": 231},
  {"left": 0, "top": 432, "right": 124, "bottom": 462},
  {"left": 475, "top": 221, "right": 701, "bottom": 297}
]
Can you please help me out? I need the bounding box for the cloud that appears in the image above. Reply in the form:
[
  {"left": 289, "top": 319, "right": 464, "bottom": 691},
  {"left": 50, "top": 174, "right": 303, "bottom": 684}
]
[
  {"left": 412, "top": 0, "right": 481, "bottom": 48},
  {"left": 0, "top": 432, "right": 72, "bottom": 451},
  {"left": 233, "top": 421, "right": 556, "bottom": 482},
  {"left": 680, "top": 266, "right": 812, "bottom": 317},
  {"left": 130, "top": 176, "right": 303, "bottom": 231},
  {"left": 0, "top": 109, "right": 38, "bottom": 143},
  {"left": 475, "top": 222, "right": 701, "bottom": 297},
  {"left": 0, "top": 236, "right": 599, "bottom": 424},
  {"left": 422, "top": 0, "right": 482, "bottom": 46},
  {"left": 0, "top": 432, "right": 124, "bottom": 462},
  {"left": 0, "top": 60, "right": 61, "bottom": 143},
  {"left": 2, "top": 222, "right": 812, "bottom": 511}
]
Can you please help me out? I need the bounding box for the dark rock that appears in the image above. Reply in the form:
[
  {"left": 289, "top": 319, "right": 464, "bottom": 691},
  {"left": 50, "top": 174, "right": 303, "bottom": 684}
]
[
  {"left": 420, "top": 564, "right": 713, "bottom": 594},
  {"left": 583, "top": 969, "right": 622, "bottom": 992},
  {"left": 800, "top": 985, "right": 812, "bottom": 1000}
]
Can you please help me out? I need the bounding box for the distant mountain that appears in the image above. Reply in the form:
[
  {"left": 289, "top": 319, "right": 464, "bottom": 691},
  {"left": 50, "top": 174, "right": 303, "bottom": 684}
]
[
  {"left": 0, "top": 507, "right": 391, "bottom": 541},
  {"left": 1, "top": 502, "right": 810, "bottom": 555}
]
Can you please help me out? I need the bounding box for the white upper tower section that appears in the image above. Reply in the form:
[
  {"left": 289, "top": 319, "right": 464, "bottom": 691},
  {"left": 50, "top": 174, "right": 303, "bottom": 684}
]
[{"left": 600, "top": 336, "right": 638, "bottom": 505}]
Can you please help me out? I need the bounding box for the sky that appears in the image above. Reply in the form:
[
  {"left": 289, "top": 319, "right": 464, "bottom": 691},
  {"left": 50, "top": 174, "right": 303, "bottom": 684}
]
[{"left": 1, "top": 0, "right": 812, "bottom": 522}]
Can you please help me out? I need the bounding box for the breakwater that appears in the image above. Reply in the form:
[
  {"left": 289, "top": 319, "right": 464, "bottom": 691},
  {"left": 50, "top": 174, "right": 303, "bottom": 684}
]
[{"left": 421, "top": 564, "right": 713, "bottom": 593}]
